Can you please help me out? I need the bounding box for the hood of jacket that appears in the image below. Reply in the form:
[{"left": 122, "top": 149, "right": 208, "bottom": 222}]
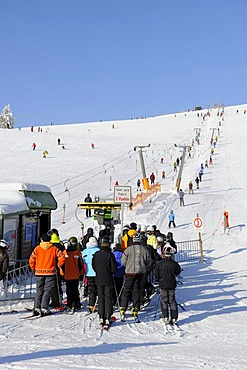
[{"left": 39, "top": 241, "right": 53, "bottom": 251}]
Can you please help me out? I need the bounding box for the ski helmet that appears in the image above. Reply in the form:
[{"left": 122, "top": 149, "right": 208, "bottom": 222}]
[
  {"left": 68, "top": 236, "right": 78, "bottom": 248},
  {"left": 0, "top": 239, "right": 9, "bottom": 249}
]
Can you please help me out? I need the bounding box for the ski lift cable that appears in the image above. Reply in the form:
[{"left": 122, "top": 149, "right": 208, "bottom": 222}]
[{"left": 51, "top": 150, "right": 134, "bottom": 188}]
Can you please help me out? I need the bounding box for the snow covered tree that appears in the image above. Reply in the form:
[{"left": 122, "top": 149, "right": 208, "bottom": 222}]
[{"left": 0, "top": 104, "right": 15, "bottom": 128}]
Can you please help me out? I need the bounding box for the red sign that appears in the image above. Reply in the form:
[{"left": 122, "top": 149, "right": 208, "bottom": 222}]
[{"left": 193, "top": 217, "right": 203, "bottom": 231}]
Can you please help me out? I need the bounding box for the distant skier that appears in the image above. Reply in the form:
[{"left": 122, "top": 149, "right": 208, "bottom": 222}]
[
  {"left": 168, "top": 210, "right": 176, "bottom": 228},
  {"left": 205, "top": 160, "right": 208, "bottom": 168},
  {"left": 91, "top": 143, "right": 95, "bottom": 149},
  {"left": 195, "top": 176, "right": 200, "bottom": 189},
  {"left": 178, "top": 189, "right": 185, "bottom": 206},
  {"left": 84, "top": 193, "right": 92, "bottom": 218},
  {"left": 173, "top": 162, "right": 177, "bottom": 172},
  {"left": 176, "top": 158, "right": 180, "bottom": 167},
  {"left": 32, "top": 142, "right": 36, "bottom": 151},
  {"left": 137, "top": 179, "right": 141, "bottom": 191},
  {"left": 162, "top": 171, "right": 165, "bottom": 179},
  {"left": 57, "top": 138, "right": 61, "bottom": 145},
  {"left": 150, "top": 172, "right": 155, "bottom": 185},
  {"left": 188, "top": 181, "right": 194, "bottom": 194},
  {"left": 199, "top": 170, "right": 203, "bottom": 182},
  {"left": 42, "top": 150, "right": 48, "bottom": 158},
  {"left": 160, "top": 157, "right": 164, "bottom": 164}
]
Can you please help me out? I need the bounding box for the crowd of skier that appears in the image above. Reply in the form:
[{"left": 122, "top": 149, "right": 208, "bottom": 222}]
[{"left": 25, "top": 223, "right": 181, "bottom": 329}]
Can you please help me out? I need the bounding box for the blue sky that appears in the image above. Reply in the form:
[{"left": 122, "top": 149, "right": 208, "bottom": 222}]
[{"left": 1, "top": 0, "right": 247, "bottom": 127}]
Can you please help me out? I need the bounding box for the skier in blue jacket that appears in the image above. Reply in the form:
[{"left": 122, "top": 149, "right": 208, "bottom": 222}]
[
  {"left": 168, "top": 210, "right": 176, "bottom": 228},
  {"left": 82, "top": 237, "right": 99, "bottom": 312},
  {"left": 112, "top": 243, "right": 125, "bottom": 305}
]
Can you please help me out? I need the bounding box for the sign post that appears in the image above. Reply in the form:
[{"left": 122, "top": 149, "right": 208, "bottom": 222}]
[
  {"left": 114, "top": 186, "right": 132, "bottom": 236},
  {"left": 193, "top": 213, "right": 204, "bottom": 263}
]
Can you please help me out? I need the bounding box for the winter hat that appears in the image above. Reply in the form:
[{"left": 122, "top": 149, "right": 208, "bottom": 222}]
[
  {"left": 133, "top": 232, "right": 141, "bottom": 243},
  {"left": 41, "top": 233, "right": 51, "bottom": 242},
  {"left": 0, "top": 239, "right": 9, "bottom": 249},
  {"left": 157, "top": 235, "right": 164, "bottom": 243},
  {"left": 146, "top": 225, "right": 154, "bottom": 232},
  {"left": 163, "top": 245, "right": 173, "bottom": 257},
  {"left": 87, "top": 227, "right": 94, "bottom": 235},
  {"left": 86, "top": 237, "right": 98, "bottom": 247},
  {"left": 99, "top": 236, "right": 110, "bottom": 246},
  {"left": 130, "top": 222, "right": 137, "bottom": 230}
]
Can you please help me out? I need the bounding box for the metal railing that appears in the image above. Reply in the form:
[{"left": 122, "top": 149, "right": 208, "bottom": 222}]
[
  {"left": 175, "top": 239, "right": 201, "bottom": 262},
  {"left": 0, "top": 260, "right": 36, "bottom": 302}
]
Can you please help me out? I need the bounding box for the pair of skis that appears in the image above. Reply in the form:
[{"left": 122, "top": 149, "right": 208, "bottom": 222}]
[
  {"left": 120, "top": 312, "right": 140, "bottom": 323},
  {"left": 20, "top": 307, "right": 62, "bottom": 320},
  {"left": 163, "top": 319, "right": 183, "bottom": 335}
]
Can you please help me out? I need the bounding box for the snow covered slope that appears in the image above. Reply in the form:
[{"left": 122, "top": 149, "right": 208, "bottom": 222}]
[{"left": 0, "top": 105, "right": 247, "bottom": 369}]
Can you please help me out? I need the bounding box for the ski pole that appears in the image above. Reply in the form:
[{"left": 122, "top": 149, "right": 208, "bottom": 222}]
[
  {"left": 56, "top": 270, "right": 63, "bottom": 308},
  {"left": 177, "top": 303, "right": 186, "bottom": 311},
  {"left": 113, "top": 278, "right": 125, "bottom": 320}
]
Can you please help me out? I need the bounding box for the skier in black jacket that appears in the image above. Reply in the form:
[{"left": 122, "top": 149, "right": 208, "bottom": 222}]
[
  {"left": 92, "top": 236, "right": 117, "bottom": 327},
  {"left": 155, "top": 246, "right": 181, "bottom": 324}
]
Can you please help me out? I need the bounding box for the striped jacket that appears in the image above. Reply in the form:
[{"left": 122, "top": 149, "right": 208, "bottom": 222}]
[{"left": 29, "top": 242, "right": 65, "bottom": 276}]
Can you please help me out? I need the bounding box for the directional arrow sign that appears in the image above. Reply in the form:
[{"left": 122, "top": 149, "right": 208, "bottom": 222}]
[{"left": 193, "top": 217, "right": 203, "bottom": 232}]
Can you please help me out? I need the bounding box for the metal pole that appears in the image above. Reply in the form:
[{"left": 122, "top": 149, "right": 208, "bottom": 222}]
[
  {"left": 197, "top": 213, "right": 204, "bottom": 263},
  {"left": 176, "top": 147, "right": 186, "bottom": 192},
  {"left": 120, "top": 203, "right": 124, "bottom": 236},
  {"left": 139, "top": 149, "right": 147, "bottom": 179}
]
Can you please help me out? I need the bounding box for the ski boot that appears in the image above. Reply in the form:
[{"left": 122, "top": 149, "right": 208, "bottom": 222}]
[{"left": 120, "top": 308, "right": 126, "bottom": 322}]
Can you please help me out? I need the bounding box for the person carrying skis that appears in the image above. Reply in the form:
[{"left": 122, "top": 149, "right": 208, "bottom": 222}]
[
  {"left": 63, "top": 236, "right": 84, "bottom": 312},
  {"left": 82, "top": 237, "right": 99, "bottom": 313},
  {"left": 155, "top": 245, "right": 181, "bottom": 325},
  {"left": 29, "top": 233, "right": 65, "bottom": 316},
  {"left": 120, "top": 232, "right": 152, "bottom": 321},
  {"left": 168, "top": 210, "right": 176, "bottom": 228},
  {"left": 92, "top": 236, "right": 117, "bottom": 328}
]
